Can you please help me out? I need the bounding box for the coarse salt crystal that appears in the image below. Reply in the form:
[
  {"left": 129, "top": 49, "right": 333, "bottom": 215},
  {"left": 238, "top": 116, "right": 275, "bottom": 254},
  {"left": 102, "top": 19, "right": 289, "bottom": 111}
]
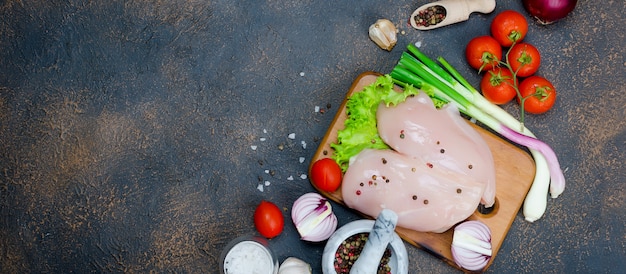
[
  {"left": 299, "top": 157, "right": 305, "bottom": 163},
  {"left": 251, "top": 145, "right": 257, "bottom": 151},
  {"left": 301, "top": 141, "right": 307, "bottom": 149},
  {"left": 257, "top": 184, "right": 264, "bottom": 192},
  {"left": 223, "top": 240, "right": 275, "bottom": 274},
  {"left": 263, "top": 129, "right": 267, "bottom": 134},
  {"left": 299, "top": 72, "right": 305, "bottom": 77},
  {"left": 264, "top": 181, "right": 270, "bottom": 186},
  {"left": 265, "top": 169, "right": 270, "bottom": 174},
  {"left": 288, "top": 133, "right": 296, "bottom": 139},
  {"left": 415, "top": 41, "right": 422, "bottom": 48},
  {"left": 287, "top": 176, "right": 294, "bottom": 181},
  {"left": 315, "top": 106, "right": 320, "bottom": 113},
  {"left": 260, "top": 137, "right": 266, "bottom": 142},
  {"left": 300, "top": 174, "right": 307, "bottom": 180}
]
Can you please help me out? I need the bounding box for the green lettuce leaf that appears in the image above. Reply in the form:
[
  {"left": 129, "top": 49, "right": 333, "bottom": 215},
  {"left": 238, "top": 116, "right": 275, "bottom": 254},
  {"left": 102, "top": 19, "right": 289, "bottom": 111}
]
[{"left": 330, "top": 74, "right": 445, "bottom": 172}]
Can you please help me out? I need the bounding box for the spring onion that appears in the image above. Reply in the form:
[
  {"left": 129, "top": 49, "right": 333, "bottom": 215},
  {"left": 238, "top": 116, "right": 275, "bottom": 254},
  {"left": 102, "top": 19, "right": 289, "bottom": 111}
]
[
  {"left": 390, "top": 44, "right": 565, "bottom": 222},
  {"left": 439, "top": 58, "right": 566, "bottom": 200}
]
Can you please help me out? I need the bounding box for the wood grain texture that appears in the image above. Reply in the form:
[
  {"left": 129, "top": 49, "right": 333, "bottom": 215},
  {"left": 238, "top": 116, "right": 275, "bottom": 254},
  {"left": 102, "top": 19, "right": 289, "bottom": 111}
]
[{"left": 309, "top": 72, "right": 535, "bottom": 272}]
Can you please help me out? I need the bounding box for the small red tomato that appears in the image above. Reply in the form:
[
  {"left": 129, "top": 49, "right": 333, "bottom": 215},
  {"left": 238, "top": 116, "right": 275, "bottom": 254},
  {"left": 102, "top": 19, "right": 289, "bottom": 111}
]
[
  {"left": 465, "top": 36, "right": 502, "bottom": 72},
  {"left": 480, "top": 67, "right": 517, "bottom": 105},
  {"left": 508, "top": 43, "right": 541, "bottom": 77},
  {"left": 518, "top": 76, "right": 556, "bottom": 114},
  {"left": 310, "top": 158, "right": 342, "bottom": 193},
  {"left": 253, "top": 200, "right": 284, "bottom": 238},
  {"left": 490, "top": 10, "right": 529, "bottom": 47}
]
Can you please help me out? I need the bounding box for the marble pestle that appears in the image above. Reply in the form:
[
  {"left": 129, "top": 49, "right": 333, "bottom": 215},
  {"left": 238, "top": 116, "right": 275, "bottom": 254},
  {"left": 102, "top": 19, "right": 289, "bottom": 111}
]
[{"left": 349, "top": 209, "right": 399, "bottom": 274}]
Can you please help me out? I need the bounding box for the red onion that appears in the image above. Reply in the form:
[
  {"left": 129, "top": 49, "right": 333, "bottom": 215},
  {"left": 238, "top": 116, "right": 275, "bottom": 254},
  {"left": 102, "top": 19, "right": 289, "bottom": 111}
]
[
  {"left": 291, "top": 193, "right": 338, "bottom": 242},
  {"left": 451, "top": 220, "right": 492, "bottom": 271},
  {"left": 522, "top": 0, "right": 577, "bottom": 25}
]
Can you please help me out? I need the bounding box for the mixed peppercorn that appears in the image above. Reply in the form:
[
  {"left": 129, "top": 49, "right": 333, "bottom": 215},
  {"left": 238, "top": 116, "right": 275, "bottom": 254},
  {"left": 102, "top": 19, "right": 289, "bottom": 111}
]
[
  {"left": 334, "top": 232, "right": 392, "bottom": 274},
  {"left": 412, "top": 5, "right": 447, "bottom": 27}
]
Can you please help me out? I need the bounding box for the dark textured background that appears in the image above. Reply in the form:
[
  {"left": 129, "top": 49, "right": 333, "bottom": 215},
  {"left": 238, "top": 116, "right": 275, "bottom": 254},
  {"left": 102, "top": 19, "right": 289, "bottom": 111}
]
[{"left": 1, "top": 0, "right": 624, "bottom": 273}]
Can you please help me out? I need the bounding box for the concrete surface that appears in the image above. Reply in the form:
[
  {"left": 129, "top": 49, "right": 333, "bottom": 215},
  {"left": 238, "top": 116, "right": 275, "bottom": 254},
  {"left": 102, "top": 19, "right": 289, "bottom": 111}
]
[{"left": 0, "top": 0, "right": 624, "bottom": 273}]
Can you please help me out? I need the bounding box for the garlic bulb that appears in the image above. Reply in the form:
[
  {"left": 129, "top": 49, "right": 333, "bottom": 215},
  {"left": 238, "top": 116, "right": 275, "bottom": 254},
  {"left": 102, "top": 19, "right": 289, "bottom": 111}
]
[
  {"left": 368, "top": 19, "right": 397, "bottom": 51},
  {"left": 278, "top": 257, "right": 311, "bottom": 274}
]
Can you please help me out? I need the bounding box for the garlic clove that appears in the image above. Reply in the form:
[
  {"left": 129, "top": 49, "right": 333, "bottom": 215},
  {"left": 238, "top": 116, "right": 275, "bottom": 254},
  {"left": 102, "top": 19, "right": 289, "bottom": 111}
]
[
  {"left": 368, "top": 19, "right": 397, "bottom": 51},
  {"left": 278, "top": 257, "right": 311, "bottom": 274}
]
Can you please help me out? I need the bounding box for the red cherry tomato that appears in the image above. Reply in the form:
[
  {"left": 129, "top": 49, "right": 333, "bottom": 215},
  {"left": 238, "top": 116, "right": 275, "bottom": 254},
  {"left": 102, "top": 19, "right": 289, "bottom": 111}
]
[
  {"left": 465, "top": 36, "right": 502, "bottom": 72},
  {"left": 518, "top": 76, "right": 556, "bottom": 114},
  {"left": 310, "top": 158, "right": 342, "bottom": 192},
  {"left": 508, "top": 43, "right": 541, "bottom": 78},
  {"left": 480, "top": 67, "right": 517, "bottom": 105},
  {"left": 253, "top": 200, "right": 284, "bottom": 238},
  {"left": 490, "top": 10, "right": 529, "bottom": 47}
]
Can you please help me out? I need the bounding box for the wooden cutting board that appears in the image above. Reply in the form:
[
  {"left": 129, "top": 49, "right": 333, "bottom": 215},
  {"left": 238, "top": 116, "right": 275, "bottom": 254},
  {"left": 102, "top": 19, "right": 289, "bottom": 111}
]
[{"left": 309, "top": 72, "right": 536, "bottom": 272}]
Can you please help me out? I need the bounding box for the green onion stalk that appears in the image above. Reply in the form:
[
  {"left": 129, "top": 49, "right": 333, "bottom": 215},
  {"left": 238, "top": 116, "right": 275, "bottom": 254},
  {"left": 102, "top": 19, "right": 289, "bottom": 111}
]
[{"left": 390, "top": 44, "right": 565, "bottom": 222}]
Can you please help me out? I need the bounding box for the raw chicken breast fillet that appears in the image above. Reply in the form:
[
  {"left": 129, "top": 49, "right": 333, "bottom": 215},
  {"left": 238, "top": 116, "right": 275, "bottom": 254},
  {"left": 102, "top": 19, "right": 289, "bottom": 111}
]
[
  {"left": 342, "top": 149, "right": 486, "bottom": 233},
  {"left": 377, "top": 93, "right": 496, "bottom": 207},
  {"left": 341, "top": 92, "right": 496, "bottom": 233}
]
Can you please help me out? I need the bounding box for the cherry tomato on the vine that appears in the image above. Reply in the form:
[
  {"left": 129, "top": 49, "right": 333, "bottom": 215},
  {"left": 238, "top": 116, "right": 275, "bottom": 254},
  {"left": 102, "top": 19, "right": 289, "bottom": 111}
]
[
  {"left": 310, "top": 158, "right": 342, "bottom": 192},
  {"left": 508, "top": 43, "right": 541, "bottom": 78},
  {"left": 480, "top": 67, "right": 517, "bottom": 105},
  {"left": 465, "top": 36, "right": 502, "bottom": 72},
  {"left": 490, "top": 10, "right": 529, "bottom": 47},
  {"left": 253, "top": 200, "right": 284, "bottom": 238},
  {"left": 518, "top": 76, "right": 556, "bottom": 114}
]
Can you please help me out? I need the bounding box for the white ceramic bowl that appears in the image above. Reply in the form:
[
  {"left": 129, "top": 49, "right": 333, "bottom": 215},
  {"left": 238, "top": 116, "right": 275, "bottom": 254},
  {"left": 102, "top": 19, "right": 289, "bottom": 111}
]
[
  {"left": 220, "top": 235, "right": 279, "bottom": 274},
  {"left": 322, "top": 220, "right": 409, "bottom": 274}
]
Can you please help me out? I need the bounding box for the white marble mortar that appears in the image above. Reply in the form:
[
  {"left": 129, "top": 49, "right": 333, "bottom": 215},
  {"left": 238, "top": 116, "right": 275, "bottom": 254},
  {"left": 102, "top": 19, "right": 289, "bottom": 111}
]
[{"left": 321, "top": 219, "right": 408, "bottom": 274}]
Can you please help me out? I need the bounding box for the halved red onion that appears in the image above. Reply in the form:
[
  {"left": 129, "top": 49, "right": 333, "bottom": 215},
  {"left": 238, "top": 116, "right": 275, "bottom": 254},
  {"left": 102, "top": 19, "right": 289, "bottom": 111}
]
[
  {"left": 291, "top": 193, "right": 338, "bottom": 242},
  {"left": 451, "top": 220, "right": 492, "bottom": 271}
]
